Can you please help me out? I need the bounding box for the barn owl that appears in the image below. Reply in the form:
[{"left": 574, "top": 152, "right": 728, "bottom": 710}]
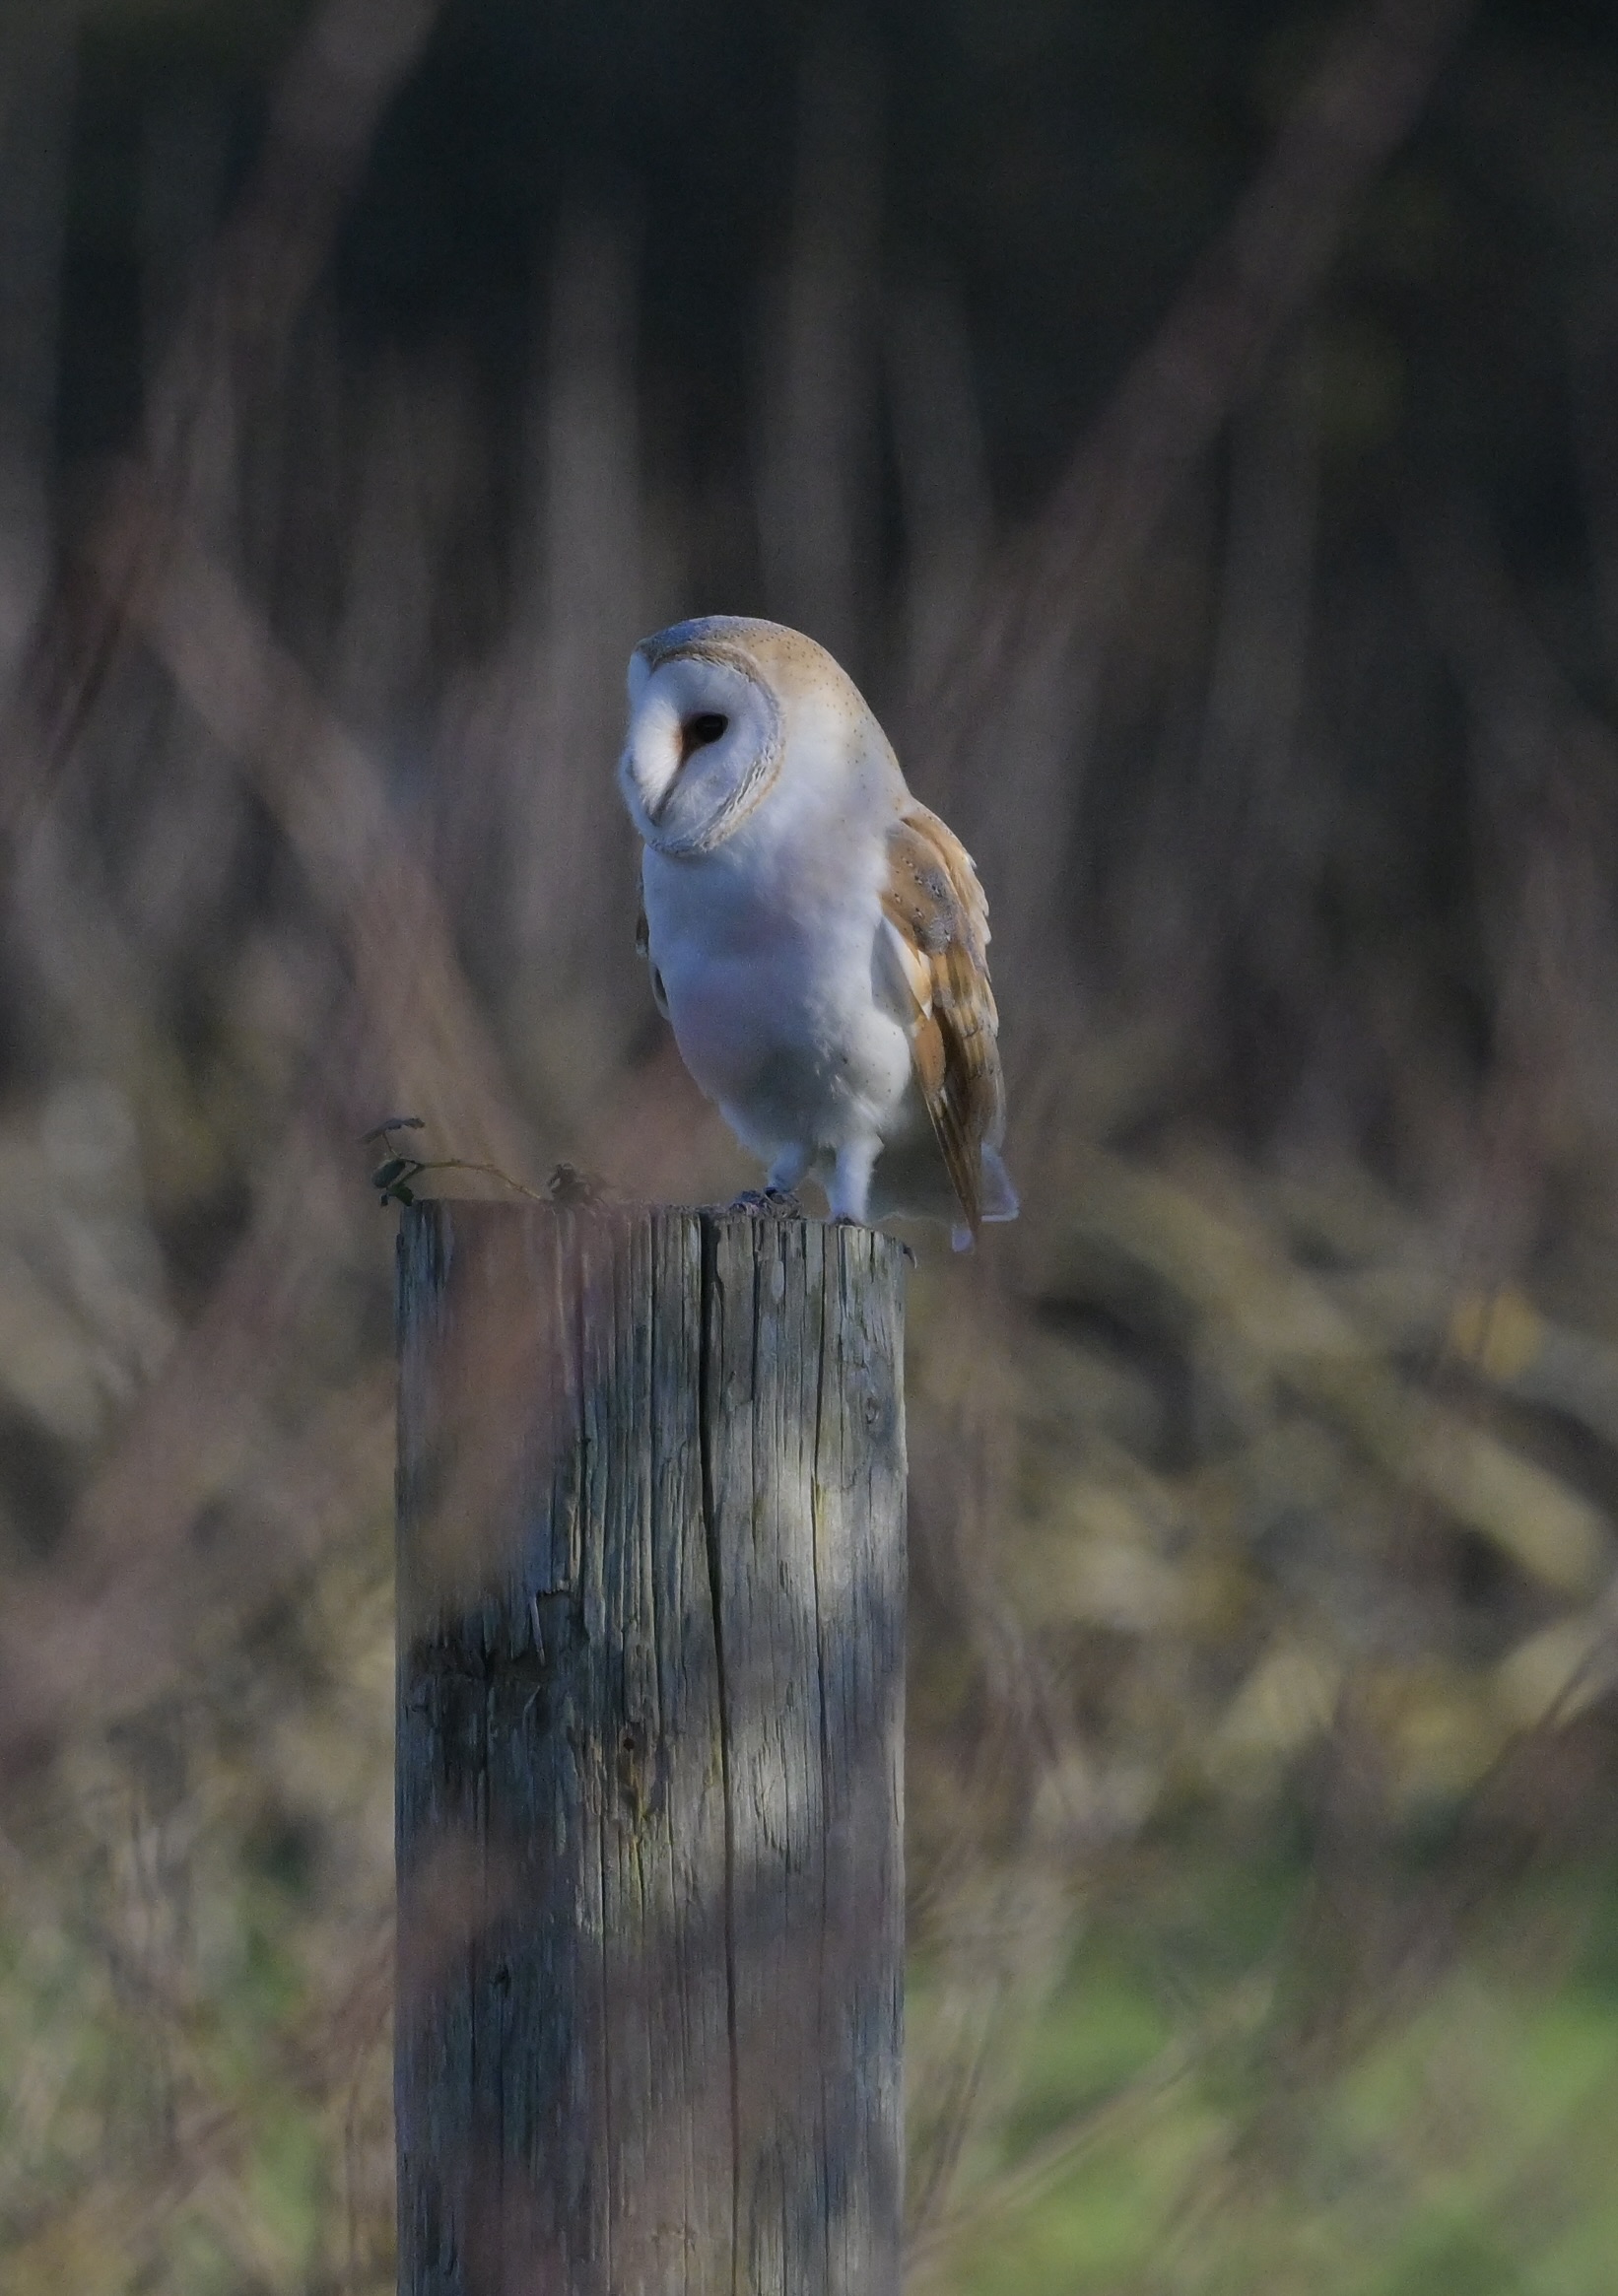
[{"left": 618, "top": 615, "right": 1017, "bottom": 1248}]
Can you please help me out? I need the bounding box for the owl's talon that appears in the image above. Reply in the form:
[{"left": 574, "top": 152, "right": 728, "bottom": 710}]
[{"left": 729, "top": 1187, "right": 803, "bottom": 1219}]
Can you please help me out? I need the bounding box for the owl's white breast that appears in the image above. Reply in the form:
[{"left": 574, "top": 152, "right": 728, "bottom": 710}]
[{"left": 640, "top": 739, "right": 917, "bottom": 1160}]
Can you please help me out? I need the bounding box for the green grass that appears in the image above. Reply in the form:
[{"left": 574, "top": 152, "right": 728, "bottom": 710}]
[{"left": 915, "top": 1848, "right": 1618, "bottom": 2296}]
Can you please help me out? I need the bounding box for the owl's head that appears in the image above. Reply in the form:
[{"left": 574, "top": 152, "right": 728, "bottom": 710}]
[{"left": 619, "top": 615, "right": 886, "bottom": 856}]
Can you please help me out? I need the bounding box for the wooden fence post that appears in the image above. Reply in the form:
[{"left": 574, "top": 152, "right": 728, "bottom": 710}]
[{"left": 395, "top": 1201, "right": 908, "bottom": 2296}]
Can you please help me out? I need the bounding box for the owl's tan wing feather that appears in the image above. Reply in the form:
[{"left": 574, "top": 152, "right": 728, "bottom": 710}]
[{"left": 880, "top": 801, "right": 1005, "bottom": 1237}]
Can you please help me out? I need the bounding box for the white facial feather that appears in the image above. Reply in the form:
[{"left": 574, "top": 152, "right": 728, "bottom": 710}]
[
  {"left": 619, "top": 648, "right": 781, "bottom": 855},
  {"left": 618, "top": 615, "right": 1018, "bottom": 1245}
]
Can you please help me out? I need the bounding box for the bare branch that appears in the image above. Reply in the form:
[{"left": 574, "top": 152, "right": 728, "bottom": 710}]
[
  {"left": 936, "top": 0, "right": 1479, "bottom": 733},
  {"left": 84, "top": 468, "right": 532, "bottom": 1174},
  {"left": 1, "top": 0, "right": 447, "bottom": 827}
]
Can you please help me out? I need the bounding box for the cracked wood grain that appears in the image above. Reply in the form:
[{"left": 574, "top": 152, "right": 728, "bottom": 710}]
[{"left": 396, "top": 1202, "right": 907, "bottom": 2295}]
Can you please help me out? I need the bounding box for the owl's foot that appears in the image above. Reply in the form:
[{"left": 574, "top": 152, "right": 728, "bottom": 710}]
[
  {"left": 729, "top": 1187, "right": 803, "bottom": 1219},
  {"left": 548, "top": 1162, "right": 613, "bottom": 1208},
  {"left": 825, "top": 1137, "right": 879, "bottom": 1226}
]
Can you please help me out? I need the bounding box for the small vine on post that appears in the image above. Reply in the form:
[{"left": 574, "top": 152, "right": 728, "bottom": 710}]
[{"left": 361, "top": 1117, "right": 610, "bottom": 1210}]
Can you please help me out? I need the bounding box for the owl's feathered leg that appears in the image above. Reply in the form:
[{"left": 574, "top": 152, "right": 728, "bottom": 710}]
[
  {"left": 766, "top": 1143, "right": 813, "bottom": 1195},
  {"left": 826, "top": 1135, "right": 880, "bottom": 1226}
]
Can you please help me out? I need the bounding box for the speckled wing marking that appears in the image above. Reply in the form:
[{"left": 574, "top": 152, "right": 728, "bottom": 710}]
[
  {"left": 635, "top": 875, "right": 670, "bottom": 1019},
  {"left": 880, "top": 801, "right": 1005, "bottom": 1236}
]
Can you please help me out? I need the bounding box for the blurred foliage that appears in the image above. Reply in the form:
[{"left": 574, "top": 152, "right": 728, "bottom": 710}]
[{"left": 3, "top": 0, "right": 1618, "bottom": 2288}]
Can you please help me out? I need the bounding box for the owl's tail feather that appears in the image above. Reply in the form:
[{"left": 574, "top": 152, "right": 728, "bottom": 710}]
[
  {"left": 950, "top": 1148, "right": 1019, "bottom": 1252},
  {"left": 980, "top": 1145, "right": 1019, "bottom": 1222}
]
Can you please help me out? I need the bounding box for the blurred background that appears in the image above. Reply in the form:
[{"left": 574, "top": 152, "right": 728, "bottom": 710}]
[{"left": 3, "top": 0, "right": 1618, "bottom": 2287}]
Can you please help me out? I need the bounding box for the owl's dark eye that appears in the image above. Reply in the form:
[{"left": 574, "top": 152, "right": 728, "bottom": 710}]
[{"left": 680, "top": 711, "right": 729, "bottom": 764}]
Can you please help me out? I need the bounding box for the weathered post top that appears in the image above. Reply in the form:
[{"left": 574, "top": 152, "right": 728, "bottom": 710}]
[{"left": 395, "top": 1201, "right": 908, "bottom": 2296}]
